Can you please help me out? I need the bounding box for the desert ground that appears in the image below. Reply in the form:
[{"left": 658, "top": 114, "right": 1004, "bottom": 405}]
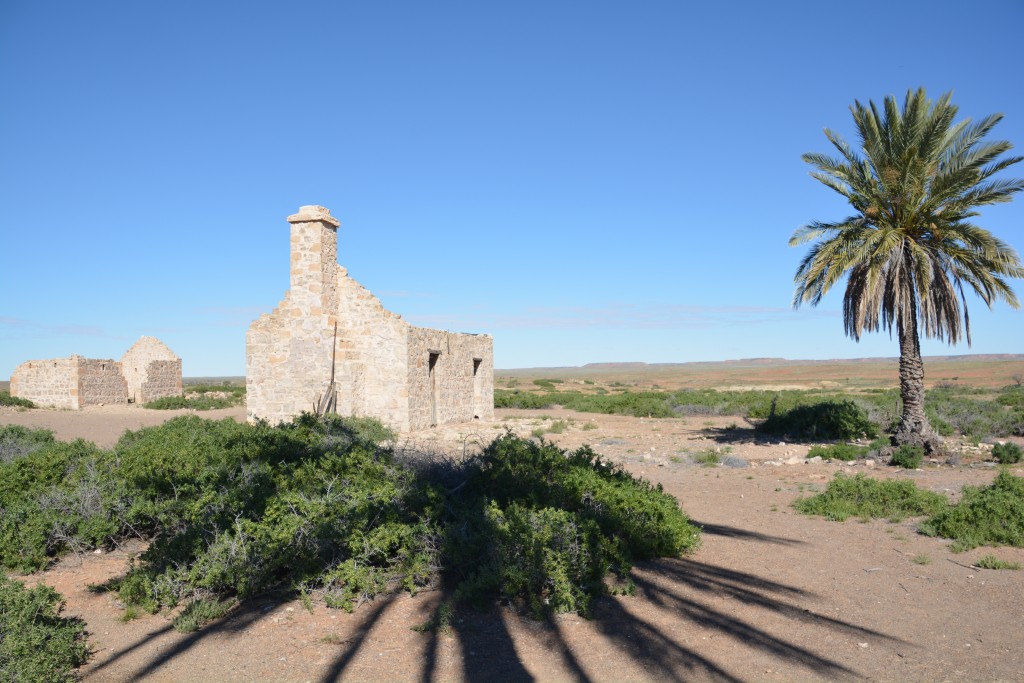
[{"left": 3, "top": 385, "right": 1023, "bottom": 682}]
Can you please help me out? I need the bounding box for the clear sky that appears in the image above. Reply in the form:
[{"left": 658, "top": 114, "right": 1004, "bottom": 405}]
[{"left": 2, "top": 0, "right": 1022, "bottom": 377}]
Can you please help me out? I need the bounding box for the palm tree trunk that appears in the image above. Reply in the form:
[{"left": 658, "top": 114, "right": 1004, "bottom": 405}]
[{"left": 892, "top": 311, "right": 942, "bottom": 454}]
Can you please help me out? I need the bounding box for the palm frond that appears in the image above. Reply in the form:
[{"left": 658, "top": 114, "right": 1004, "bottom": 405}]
[{"left": 793, "top": 88, "right": 1023, "bottom": 346}]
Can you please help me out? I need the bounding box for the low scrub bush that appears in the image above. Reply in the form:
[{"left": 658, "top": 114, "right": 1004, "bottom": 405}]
[
  {"left": 890, "top": 444, "right": 924, "bottom": 469},
  {"left": 806, "top": 443, "right": 869, "bottom": 461},
  {"left": 760, "top": 400, "right": 879, "bottom": 441},
  {"left": 919, "top": 472, "right": 1024, "bottom": 551},
  {"left": 494, "top": 390, "right": 557, "bottom": 410},
  {"left": 926, "top": 386, "right": 1024, "bottom": 439},
  {"left": 1, "top": 416, "right": 698, "bottom": 623},
  {"left": 975, "top": 554, "right": 1021, "bottom": 570},
  {"left": 691, "top": 450, "right": 721, "bottom": 467},
  {"left": 793, "top": 474, "right": 948, "bottom": 522},
  {"left": 144, "top": 395, "right": 237, "bottom": 410},
  {"left": 992, "top": 441, "right": 1023, "bottom": 465},
  {"left": 0, "top": 425, "right": 55, "bottom": 463},
  {"left": 448, "top": 433, "right": 700, "bottom": 615},
  {"left": 0, "top": 391, "right": 34, "bottom": 408},
  {"left": 184, "top": 383, "right": 246, "bottom": 398},
  {"left": 0, "top": 437, "right": 129, "bottom": 572},
  {"left": 0, "top": 575, "right": 89, "bottom": 683}
]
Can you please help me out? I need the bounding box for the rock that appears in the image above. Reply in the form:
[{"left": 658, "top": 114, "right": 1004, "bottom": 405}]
[
  {"left": 807, "top": 456, "right": 823, "bottom": 464},
  {"left": 784, "top": 456, "right": 804, "bottom": 465},
  {"left": 722, "top": 456, "right": 749, "bottom": 468},
  {"left": 864, "top": 459, "right": 876, "bottom": 468}
]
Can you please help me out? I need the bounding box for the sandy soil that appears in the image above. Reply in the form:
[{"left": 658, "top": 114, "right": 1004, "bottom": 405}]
[{"left": 3, "top": 404, "right": 1024, "bottom": 682}]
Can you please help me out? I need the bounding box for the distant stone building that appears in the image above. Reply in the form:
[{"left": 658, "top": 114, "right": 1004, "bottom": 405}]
[
  {"left": 246, "top": 205, "right": 494, "bottom": 431},
  {"left": 121, "top": 336, "right": 183, "bottom": 404},
  {"left": 10, "top": 337, "right": 182, "bottom": 409}
]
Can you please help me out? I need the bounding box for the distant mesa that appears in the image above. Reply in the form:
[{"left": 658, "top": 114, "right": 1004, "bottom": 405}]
[
  {"left": 582, "top": 362, "right": 648, "bottom": 369},
  {"left": 502, "top": 353, "right": 1024, "bottom": 373}
]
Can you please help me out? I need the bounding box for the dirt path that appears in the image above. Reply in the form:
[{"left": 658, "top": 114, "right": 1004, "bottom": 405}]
[{"left": 4, "top": 406, "right": 1024, "bottom": 682}]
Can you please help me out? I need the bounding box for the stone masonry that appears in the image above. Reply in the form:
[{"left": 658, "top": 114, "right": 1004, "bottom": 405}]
[
  {"left": 10, "top": 337, "right": 182, "bottom": 409},
  {"left": 121, "top": 336, "right": 183, "bottom": 404},
  {"left": 11, "top": 356, "right": 127, "bottom": 409},
  {"left": 246, "top": 205, "right": 493, "bottom": 431}
]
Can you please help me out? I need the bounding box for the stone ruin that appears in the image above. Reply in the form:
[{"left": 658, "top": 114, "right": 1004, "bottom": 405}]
[
  {"left": 246, "top": 205, "right": 494, "bottom": 431},
  {"left": 10, "top": 336, "right": 182, "bottom": 409}
]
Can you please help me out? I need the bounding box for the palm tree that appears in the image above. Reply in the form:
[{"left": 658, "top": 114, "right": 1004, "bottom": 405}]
[{"left": 791, "top": 89, "right": 1024, "bottom": 453}]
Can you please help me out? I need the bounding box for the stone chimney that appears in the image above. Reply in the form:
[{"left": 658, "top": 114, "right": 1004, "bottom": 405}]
[{"left": 286, "top": 205, "right": 340, "bottom": 318}]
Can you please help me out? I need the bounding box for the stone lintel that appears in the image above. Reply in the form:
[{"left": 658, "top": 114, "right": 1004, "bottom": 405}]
[{"left": 287, "top": 205, "right": 340, "bottom": 227}]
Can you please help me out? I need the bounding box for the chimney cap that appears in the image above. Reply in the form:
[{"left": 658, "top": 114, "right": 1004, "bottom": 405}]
[{"left": 287, "top": 205, "right": 340, "bottom": 227}]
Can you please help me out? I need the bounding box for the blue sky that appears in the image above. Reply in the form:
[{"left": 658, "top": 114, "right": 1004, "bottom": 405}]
[{"left": 2, "top": 0, "right": 1022, "bottom": 377}]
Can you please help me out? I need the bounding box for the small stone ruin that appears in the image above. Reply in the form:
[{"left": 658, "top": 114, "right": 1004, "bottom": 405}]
[{"left": 10, "top": 336, "right": 182, "bottom": 409}]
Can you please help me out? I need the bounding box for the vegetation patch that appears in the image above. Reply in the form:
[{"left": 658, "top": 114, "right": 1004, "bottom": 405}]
[
  {"left": 691, "top": 450, "right": 721, "bottom": 467},
  {"left": 760, "top": 400, "right": 878, "bottom": 441},
  {"left": 807, "top": 443, "right": 867, "bottom": 461},
  {"left": 0, "top": 391, "right": 35, "bottom": 408},
  {"left": 0, "top": 575, "right": 89, "bottom": 683},
  {"left": 890, "top": 444, "right": 924, "bottom": 469},
  {"left": 975, "top": 554, "right": 1021, "bottom": 570},
  {"left": 0, "top": 425, "right": 56, "bottom": 464},
  {"left": 919, "top": 472, "right": 1024, "bottom": 551},
  {"left": 145, "top": 395, "right": 237, "bottom": 410},
  {"left": 495, "top": 385, "right": 1024, "bottom": 442},
  {"left": 0, "top": 417, "right": 698, "bottom": 624},
  {"left": 992, "top": 442, "right": 1022, "bottom": 465},
  {"left": 793, "top": 474, "right": 948, "bottom": 522}
]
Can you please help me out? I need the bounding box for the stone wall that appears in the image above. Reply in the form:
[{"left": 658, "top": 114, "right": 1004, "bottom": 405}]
[
  {"left": 334, "top": 272, "right": 410, "bottom": 430},
  {"left": 406, "top": 328, "right": 494, "bottom": 430},
  {"left": 10, "top": 357, "right": 81, "bottom": 409},
  {"left": 10, "top": 356, "right": 126, "bottom": 408},
  {"left": 121, "top": 336, "right": 182, "bottom": 403},
  {"left": 140, "top": 360, "right": 183, "bottom": 403},
  {"left": 77, "top": 359, "right": 127, "bottom": 406},
  {"left": 246, "top": 205, "right": 494, "bottom": 432}
]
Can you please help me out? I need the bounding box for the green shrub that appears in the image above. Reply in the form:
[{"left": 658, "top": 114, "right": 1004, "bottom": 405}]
[
  {"left": 992, "top": 442, "right": 1023, "bottom": 464},
  {"left": 890, "top": 444, "right": 924, "bottom": 469},
  {"left": 0, "top": 391, "right": 34, "bottom": 408},
  {"left": 547, "top": 420, "right": 569, "bottom": 434},
  {"left": 447, "top": 433, "right": 700, "bottom": 615},
  {"left": 926, "top": 386, "right": 1024, "bottom": 439},
  {"left": 0, "top": 576, "right": 90, "bottom": 683},
  {"left": 793, "top": 473, "right": 948, "bottom": 522},
  {"left": 0, "top": 425, "right": 55, "bottom": 463},
  {"left": 692, "top": 450, "right": 721, "bottom": 467},
  {"left": 760, "top": 400, "right": 879, "bottom": 441},
  {"left": 173, "top": 598, "right": 237, "bottom": 632},
  {"left": 184, "top": 383, "right": 246, "bottom": 398},
  {"left": 920, "top": 472, "right": 1024, "bottom": 551},
  {"left": 494, "top": 390, "right": 557, "bottom": 410},
  {"left": 145, "top": 395, "right": 237, "bottom": 410},
  {"left": 806, "top": 443, "right": 869, "bottom": 461},
  {"left": 0, "top": 438, "right": 127, "bottom": 572},
  {"left": 975, "top": 554, "right": 1021, "bottom": 570},
  {"left": 1, "top": 415, "right": 698, "bottom": 622}
]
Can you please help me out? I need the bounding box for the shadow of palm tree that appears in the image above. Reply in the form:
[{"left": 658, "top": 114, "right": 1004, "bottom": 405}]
[
  {"left": 700, "top": 425, "right": 772, "bottom": 445},
  {"left": 690, "top": 520, "right": 807, "bottom": 546},
  {"left": 85, "top": 598, "right": 275, "bottom": 680},
  {"left": 307, "top": 553, "right": 908, "bottom": 682}
]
